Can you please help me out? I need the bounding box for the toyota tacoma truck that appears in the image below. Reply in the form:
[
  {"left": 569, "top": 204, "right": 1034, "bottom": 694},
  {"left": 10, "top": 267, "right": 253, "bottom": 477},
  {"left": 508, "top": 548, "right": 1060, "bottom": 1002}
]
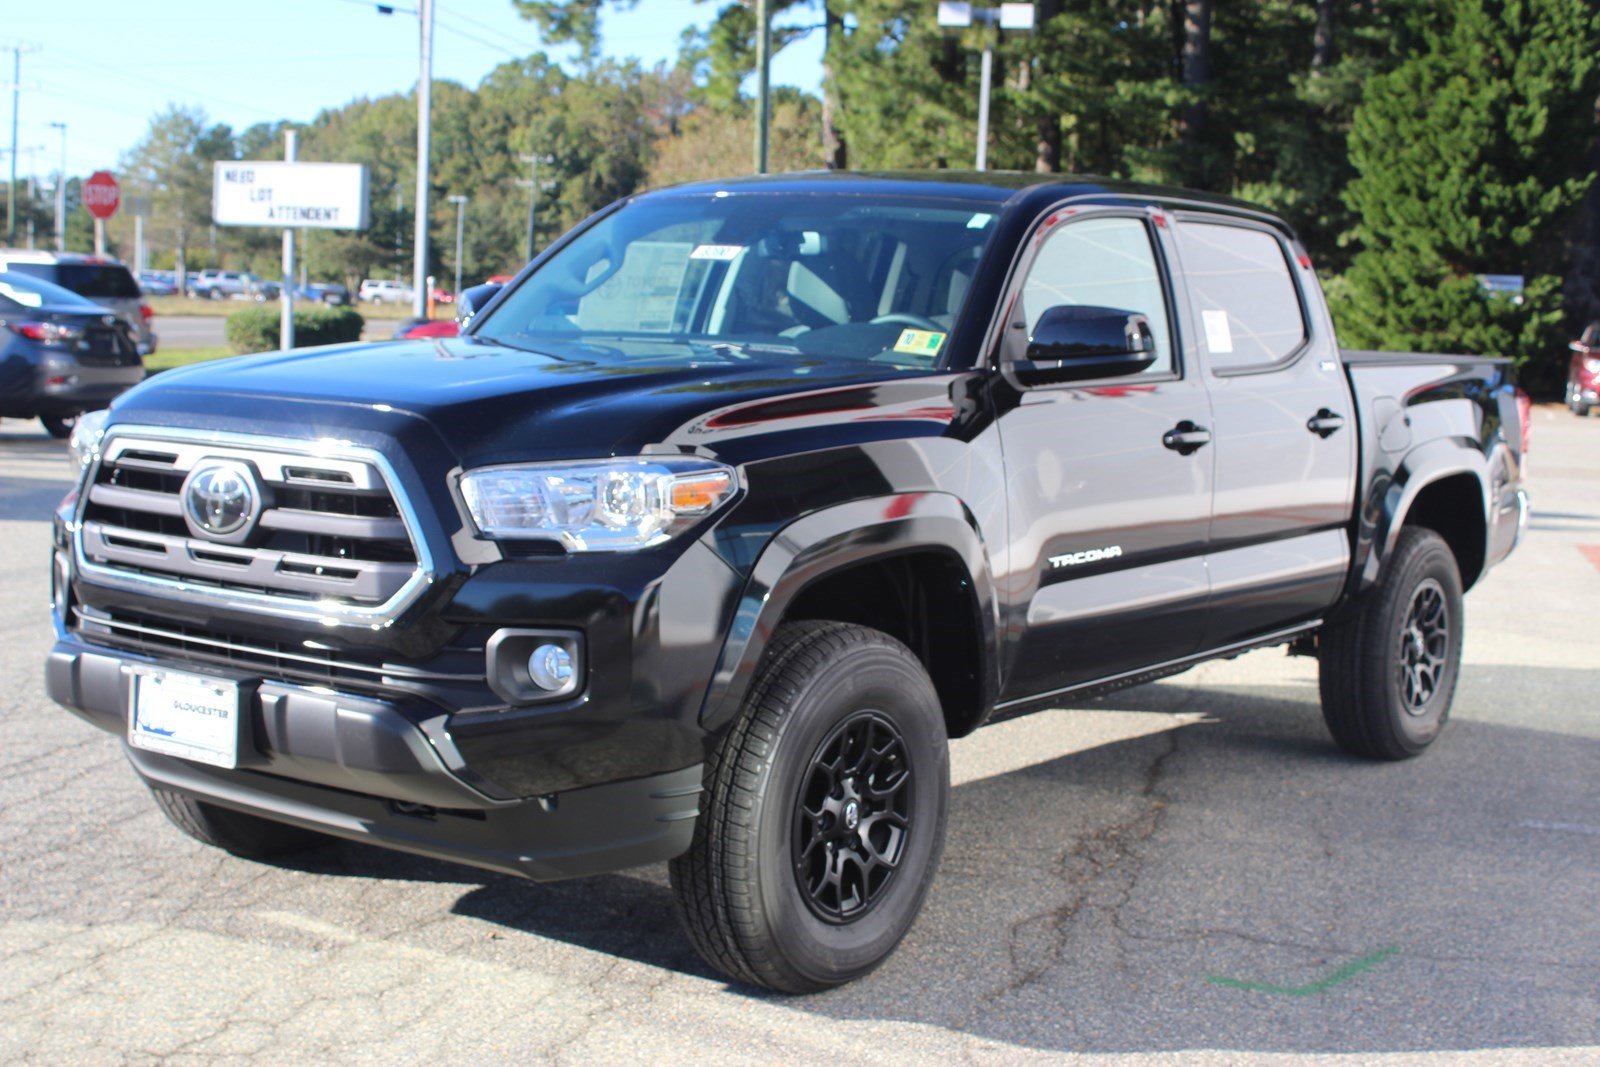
[{"left": 46, "top": 173, "right": 1529, "bottom": 993}]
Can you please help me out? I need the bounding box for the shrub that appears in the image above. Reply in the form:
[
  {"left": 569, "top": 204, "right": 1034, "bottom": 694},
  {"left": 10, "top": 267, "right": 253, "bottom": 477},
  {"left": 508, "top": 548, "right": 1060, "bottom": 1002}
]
[{"left": 225, "top": 305, "right": 365, "bottom": 354}]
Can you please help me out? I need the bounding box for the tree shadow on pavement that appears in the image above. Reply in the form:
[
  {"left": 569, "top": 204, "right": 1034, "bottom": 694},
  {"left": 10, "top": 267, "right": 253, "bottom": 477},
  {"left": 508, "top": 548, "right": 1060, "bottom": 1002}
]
[{"left": 265, "top": 666, "right": 1600, "bottom": 1055}]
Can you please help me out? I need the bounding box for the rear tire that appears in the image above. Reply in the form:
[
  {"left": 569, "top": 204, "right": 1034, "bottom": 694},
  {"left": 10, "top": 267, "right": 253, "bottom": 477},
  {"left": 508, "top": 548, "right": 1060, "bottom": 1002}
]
[
  {"left": 39, "top": 415, "right": 75, "bottom": 439},
  {"left": 151, "top": 786, "right": 329, "bottom": 860},
  {"left": 1318, "top": 528, "right": 1464, "bottom": 759},
  {"left": 669, "top": 621, "right": 950, "bottom": 993}
]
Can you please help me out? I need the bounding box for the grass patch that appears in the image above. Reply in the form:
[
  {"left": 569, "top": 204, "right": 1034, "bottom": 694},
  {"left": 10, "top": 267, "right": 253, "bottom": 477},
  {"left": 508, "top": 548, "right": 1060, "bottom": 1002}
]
[
  {"left": 144, "top": 295, "right": 430, "bottom": 321},
  {"left": 144, "top": 346, "right": 236, "bottom": 374}
]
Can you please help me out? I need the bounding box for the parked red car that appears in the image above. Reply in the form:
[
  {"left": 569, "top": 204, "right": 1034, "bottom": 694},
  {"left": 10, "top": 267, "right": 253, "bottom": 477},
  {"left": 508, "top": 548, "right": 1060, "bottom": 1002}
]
[
  {"left": 1569, "top": 321, "right": 1600, "bottom": 417},
  {"left": 392, "top": 317, "right": 459, "bottom": 340}
]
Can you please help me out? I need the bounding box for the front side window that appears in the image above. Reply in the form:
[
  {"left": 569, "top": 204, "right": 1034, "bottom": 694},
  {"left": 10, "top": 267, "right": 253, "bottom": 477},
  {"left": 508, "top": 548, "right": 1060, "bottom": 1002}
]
[
  {"left": 1018, "top": 216, "right": 1175, "bottom": 376},
  {"left": 1175, "top": 220, "right": 1307, "bottom": 372},
  {"left": 475, "top": 193, "right": 997, "bottom": 369}
]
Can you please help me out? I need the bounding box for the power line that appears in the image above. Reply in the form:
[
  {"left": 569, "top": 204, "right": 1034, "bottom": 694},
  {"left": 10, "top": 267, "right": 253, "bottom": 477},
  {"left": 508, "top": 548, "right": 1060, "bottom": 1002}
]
[{"left": 436, "top": 4, "right": 545, "bottom": 52}]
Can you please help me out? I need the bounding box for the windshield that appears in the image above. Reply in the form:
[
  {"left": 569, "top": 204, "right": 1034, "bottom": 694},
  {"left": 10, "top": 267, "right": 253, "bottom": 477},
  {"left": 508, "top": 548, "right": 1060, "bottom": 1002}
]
[
  {"left": 0, "top": 270, "right": 104, "bottom": 312},
  {"left": 474, "top": 192, "right": 998, "bottom": 368}
]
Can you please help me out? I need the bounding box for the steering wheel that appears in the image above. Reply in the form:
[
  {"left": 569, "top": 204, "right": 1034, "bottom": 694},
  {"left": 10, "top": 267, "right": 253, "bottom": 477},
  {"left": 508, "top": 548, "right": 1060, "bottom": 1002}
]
[{"left": 870, "top": 313, "right": 944, "bottom": 331}]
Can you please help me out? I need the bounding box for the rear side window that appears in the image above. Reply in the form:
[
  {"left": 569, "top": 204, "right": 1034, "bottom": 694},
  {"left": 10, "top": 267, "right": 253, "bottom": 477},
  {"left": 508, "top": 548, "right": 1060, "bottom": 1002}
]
[
  {"left": 8, "top": 262, "right": 141, "bottom": 299},
  {"left": 1175, "top": 221, "right": 1306, "bottom": 372}
]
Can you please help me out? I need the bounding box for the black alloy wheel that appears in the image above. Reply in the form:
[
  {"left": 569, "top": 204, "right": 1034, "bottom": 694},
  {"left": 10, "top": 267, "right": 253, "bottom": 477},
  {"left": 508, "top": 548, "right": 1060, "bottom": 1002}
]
[
  {"left": 1397, "top": 578, "right": 1450, "bottom": 714},
  {"left": 792, "top": 711, "right": 914, "bottom": 924}
]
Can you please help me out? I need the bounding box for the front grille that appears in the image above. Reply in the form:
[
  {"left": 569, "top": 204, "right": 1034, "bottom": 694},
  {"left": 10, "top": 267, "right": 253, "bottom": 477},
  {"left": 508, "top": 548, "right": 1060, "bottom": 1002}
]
[
  {"left": 75, "top": 430, "right": 431, "bottom": 624},
  {"left": 74, "top": 606, "right": 486, "bottom": 695}
]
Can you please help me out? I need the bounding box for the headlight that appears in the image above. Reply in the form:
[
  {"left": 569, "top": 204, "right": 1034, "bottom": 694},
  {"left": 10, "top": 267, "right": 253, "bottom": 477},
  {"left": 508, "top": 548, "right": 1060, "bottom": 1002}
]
[
  {"left": 67, "top": 408, "right": 110, "bottom": 481},
  {"left": 458, "top": 458, "right": 736, "bottom": 551},
  {"left": 1585, "top": 357, "right": 1600, "bottom": 375}
]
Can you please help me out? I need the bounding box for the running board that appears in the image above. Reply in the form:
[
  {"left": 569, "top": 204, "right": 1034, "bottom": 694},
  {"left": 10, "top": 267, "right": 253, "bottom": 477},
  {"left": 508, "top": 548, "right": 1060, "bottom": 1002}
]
[{"left": 987, "top": 620, "right": 1323, "bottom": 724}]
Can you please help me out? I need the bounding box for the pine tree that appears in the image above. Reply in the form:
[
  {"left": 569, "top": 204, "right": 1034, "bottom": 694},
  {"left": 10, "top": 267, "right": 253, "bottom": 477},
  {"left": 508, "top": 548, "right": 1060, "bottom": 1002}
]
[{"left": 1335, "top": 0, "right": 1600, "bottom": 389}]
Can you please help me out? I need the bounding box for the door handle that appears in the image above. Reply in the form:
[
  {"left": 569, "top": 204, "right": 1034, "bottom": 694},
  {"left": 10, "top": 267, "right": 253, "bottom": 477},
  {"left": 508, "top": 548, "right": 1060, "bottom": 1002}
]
[
  {"left": 1307, "top": 408, "right": 1346, "bottom": 438},
  {"left": 1162, "top": 420, "right": 1212, "bottom": 455}
]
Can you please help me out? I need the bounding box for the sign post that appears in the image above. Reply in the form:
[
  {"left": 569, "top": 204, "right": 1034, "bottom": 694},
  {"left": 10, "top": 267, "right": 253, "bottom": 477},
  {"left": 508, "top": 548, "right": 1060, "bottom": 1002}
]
[
  {"left": 83, "top": 169, "right": 119, "bottom": 255},
  {"left": 281, "top": 131, "right": 296, "bottom": 350},
  {"left": 213, "top": 156, "right": 368, "bottom": 350}
]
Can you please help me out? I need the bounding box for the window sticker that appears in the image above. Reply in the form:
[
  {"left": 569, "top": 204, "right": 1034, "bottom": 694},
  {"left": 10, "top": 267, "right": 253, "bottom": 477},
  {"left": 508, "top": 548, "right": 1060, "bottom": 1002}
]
[
  {"left": 966, "top": 213, "right": 994, "bottom": 229},
  {"left": 1201, "top": 309, "right": 1234, "bottom": 354},
  {"left": 893, "top": 328, "right": 947, "bottom": 356},
  {"left": 689, "top": 244, "right": 745, "bottom": 261}
]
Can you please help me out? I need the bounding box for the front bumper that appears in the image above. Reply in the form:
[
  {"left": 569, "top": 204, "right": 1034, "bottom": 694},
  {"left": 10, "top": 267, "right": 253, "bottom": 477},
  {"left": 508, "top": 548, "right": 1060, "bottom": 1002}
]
[{"left": 45, "top": 635, "right": 702, "bottom": 881}]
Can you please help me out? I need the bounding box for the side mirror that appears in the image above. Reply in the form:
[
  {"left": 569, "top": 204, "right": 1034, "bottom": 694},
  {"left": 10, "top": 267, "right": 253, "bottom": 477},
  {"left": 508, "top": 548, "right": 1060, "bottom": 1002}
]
[
  {"left": 457, "top": 283, "right": 503, "bottom": 326},
  {"left": 1571, "top": 340, "right": 1589, "bottom": 353},
  {"left": 1010, "top": 305, "right": 1158, "bottom": 386}
]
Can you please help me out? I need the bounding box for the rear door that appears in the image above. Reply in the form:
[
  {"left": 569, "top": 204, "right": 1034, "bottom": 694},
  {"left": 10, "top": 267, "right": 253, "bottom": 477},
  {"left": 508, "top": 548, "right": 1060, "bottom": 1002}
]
[
  {"left": 995, "top": 207, "right": 1215, "bottom": 702},
  {"left": 1168, "top": 215, "right": 1357, "bottom": 646}
]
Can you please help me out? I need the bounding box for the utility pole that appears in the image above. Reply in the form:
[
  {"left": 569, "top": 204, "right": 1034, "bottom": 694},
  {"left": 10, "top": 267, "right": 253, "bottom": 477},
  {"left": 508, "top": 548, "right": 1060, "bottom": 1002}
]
[
  {"left": 412, "top": 0, "right": 433, "bottom": 318},
  {"left": 49, "top": 120, "right": 64, "bottom": 251},
  {"left": 4, "top": 42, "right": 38, "bottom": 248},
  {"left": 521, "top": 154, "right": 538, "bottom": 261},
  {"left": 281, "top": 129, "right": 297, "bottom": 350},
  {"left": 753, "top": 0, "right": 771, "bottom": 174},
  {"left": 448, "top": 194, "right": 467, "bottom": 298},
  {"left": 517, "top": 153, "right": 553, "bottom": 262}
]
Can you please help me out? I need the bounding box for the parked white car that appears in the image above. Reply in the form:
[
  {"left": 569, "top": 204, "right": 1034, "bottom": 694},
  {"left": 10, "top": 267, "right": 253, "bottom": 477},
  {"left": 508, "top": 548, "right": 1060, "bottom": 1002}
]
[{"left": 358, "top": 279, "right": 415, "bottom": 305}]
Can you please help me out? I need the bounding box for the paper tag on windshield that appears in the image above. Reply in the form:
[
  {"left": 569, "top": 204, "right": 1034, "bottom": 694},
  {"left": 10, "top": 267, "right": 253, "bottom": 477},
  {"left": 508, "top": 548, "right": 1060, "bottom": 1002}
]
[
  {"left": 894, "top": 329, "right": 947, "bottom": 356},
  {"left": 689, "top": 244, "right": 744, "bottom": 261},
  {"left": 1201, "top": 309, "right": 1234, "bottom": 354}
]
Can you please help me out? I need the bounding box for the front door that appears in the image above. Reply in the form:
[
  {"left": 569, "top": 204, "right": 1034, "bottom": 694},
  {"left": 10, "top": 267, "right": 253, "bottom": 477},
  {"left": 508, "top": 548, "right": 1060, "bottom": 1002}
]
[{"left": 996, "top": 209, "right": 1215, "bottom": 704}]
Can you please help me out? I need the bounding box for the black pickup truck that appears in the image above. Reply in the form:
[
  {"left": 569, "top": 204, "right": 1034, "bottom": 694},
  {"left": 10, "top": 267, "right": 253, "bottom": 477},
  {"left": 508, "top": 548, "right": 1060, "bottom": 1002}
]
[{"left": 46, "top": 173, "right": 1528, "bottom": 992}]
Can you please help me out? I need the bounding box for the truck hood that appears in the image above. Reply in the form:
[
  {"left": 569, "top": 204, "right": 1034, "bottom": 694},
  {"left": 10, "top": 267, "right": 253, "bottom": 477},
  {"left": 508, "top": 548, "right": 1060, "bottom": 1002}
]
[{"left": 109, "top": 337, "right": 961, "bottom": 468}]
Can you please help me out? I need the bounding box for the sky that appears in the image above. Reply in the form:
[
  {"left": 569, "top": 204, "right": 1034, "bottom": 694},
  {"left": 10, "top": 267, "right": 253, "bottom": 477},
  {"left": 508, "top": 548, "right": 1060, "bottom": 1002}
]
[{"left": 3, "top": 0, "right": 825, "bottom": 181}]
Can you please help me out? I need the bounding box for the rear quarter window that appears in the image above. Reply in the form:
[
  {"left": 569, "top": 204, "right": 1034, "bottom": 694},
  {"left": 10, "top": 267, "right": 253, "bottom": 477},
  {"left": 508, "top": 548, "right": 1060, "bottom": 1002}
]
[
  {"left": 8, "top": 262, "right": 141, "bottom": 299},
  {"left": 1174, "top": 220, "right": 1307, "bottom": 373}
]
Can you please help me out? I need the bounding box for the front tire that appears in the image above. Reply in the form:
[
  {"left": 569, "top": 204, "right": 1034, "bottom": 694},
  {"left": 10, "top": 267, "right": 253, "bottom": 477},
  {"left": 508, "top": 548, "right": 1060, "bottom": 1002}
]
[
  {"left": 151, "top": 786, "right": 329, "bottom": 860},
  {"left": 39, "top": 414, "right": 75, "bottom": 439},
  {"left": 670, "top": 621, "right": 950, "bottom": 993},
  {"left": 1318, "top": 528, "right": 1464, "bottom": 759}
]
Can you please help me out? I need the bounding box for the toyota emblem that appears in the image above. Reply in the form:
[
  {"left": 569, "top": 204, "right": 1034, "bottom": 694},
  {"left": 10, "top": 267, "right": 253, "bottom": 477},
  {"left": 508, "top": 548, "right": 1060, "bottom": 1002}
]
[{"left": 180, "top": 461, "right": 261, "bottom": 542}]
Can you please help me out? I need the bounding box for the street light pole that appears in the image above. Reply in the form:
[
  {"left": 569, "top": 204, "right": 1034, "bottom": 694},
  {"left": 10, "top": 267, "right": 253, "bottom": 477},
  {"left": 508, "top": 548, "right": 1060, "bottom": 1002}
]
[
  {"left": 975, "top": 42, "right": 993, "bottom": 172},
  {"left": 412, "top": 0, "right": 433, "bottom": 318},
  {"left": 48, "top": 120, "right": 64, "bottom": 251},
  {"left": 935, "top": 3, "right": 1035, "bottom": 171},
  {"left": 448, "top": 194, "right": 467, "bottom": 298}
]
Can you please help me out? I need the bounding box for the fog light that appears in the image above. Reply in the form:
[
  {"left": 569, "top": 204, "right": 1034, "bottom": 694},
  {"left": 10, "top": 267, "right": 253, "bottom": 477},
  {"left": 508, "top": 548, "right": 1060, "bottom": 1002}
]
[
  {"left": 527, "top": 643, "right": 575, "bottom": 691},
  {"left": 485, "top": 628, "right": 583, "bottom": 704}
]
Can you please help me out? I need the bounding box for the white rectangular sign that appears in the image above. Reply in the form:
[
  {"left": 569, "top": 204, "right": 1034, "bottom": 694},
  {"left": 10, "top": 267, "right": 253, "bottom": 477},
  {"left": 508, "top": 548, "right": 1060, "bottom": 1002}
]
[{"left": 213, "top": 161, "right": 370, "bottom": 230}]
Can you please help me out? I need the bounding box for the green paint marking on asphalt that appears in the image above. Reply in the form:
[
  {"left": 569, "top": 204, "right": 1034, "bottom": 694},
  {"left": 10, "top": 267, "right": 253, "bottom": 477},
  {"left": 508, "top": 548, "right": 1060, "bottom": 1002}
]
[{"left": 1205, "top": 945, "right": 1401, "bottom": 996}]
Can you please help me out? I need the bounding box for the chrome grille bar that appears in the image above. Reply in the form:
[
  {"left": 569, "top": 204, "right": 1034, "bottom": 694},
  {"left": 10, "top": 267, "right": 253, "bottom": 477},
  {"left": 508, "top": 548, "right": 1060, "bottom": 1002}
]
[{"left": 73, "top": 426, "right": 435, "bottom": 626}]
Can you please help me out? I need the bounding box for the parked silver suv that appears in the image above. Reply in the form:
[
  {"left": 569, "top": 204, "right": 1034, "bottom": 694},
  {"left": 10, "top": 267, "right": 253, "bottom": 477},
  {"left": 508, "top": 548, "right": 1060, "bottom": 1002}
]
[{"left": 0, "top": 251, "right": 157, "bottom": 355}]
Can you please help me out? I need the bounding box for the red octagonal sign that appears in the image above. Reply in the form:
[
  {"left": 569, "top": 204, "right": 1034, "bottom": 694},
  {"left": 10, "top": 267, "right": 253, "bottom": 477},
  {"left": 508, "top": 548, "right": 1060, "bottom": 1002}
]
[{"left": 83, "top": 170, "right": 120, "bottom": 220}]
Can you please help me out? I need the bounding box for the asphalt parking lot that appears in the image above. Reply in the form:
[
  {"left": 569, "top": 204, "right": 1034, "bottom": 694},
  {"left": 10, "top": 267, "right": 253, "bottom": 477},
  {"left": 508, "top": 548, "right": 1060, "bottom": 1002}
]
[{"left": 2, "top": 407, "right": 1597, "bottom": 1065}]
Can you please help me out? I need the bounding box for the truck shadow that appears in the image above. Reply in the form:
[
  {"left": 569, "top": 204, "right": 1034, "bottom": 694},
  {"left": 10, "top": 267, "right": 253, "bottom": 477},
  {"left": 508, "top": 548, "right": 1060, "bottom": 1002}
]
[{"left": 271, "top": 663, "right": 1600, "bottom": 1054}]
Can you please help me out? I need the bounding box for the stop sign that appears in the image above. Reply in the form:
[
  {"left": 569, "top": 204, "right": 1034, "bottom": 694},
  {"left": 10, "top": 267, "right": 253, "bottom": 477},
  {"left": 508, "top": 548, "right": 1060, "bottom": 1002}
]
[{"left": 83, "top": 171, "right": 120, "bottom": 220}]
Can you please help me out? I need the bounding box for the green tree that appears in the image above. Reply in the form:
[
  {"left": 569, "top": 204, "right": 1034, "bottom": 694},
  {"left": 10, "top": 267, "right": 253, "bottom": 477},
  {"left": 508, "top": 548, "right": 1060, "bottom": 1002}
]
[
  {"left": 1334, "top": 0, "right": 1600, "bottom": 390},
  {"left": 117, "top": 106, "right": 237, "bottom": 287}
]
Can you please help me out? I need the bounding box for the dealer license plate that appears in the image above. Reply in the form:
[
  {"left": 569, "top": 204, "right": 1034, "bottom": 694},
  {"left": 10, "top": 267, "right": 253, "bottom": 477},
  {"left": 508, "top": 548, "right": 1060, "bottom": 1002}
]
[{"left": 128, "top": 668, "right": 241, "bottom": 769}]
